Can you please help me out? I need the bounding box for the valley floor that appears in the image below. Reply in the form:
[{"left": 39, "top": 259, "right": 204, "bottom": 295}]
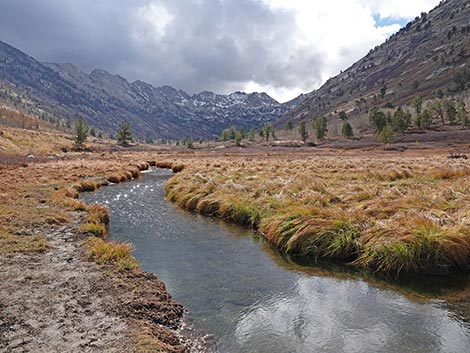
[{"left": 0, "top": 131, "right": 469, "bottom": 351}]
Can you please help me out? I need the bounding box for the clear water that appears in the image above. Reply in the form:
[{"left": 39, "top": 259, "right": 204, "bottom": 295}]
[{"left": 82, "top": 169, "right": 470, "bottom": 353}]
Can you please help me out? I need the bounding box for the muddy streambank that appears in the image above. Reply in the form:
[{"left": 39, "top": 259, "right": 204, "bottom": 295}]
[
  {"left": 0, "top": 155, "right": 205, "bottom": 353},
  {"left": 0, "top": 214, "right": 201, "bottom": 353}
]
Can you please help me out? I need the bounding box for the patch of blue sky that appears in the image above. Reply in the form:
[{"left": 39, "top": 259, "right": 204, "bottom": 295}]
[{"left": 373, "top": 14, "right": 409, "bottom": 28}]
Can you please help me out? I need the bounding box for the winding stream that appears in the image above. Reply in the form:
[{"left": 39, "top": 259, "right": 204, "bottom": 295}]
[{"left": 82, "top": 169, "right": 470, "bottom": 353}]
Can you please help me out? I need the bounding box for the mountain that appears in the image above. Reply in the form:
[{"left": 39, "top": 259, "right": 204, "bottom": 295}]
[
  {"left": 0, "top": 40, "right": 303, "bottom": 139},
  {"left": 278, "top": 0, "right": 470, "bottom": 129}
]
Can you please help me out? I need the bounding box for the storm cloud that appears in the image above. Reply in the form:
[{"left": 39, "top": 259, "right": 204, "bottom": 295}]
[{"left": 0, "top": 0, "right": 440, "bottom": 101}]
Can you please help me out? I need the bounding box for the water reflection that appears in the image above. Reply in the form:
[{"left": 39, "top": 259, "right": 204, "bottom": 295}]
[
  {"left": 234, "top": 276, "right": 469, "bottom": 353},
  {"left": 82, "top": 169, "right": 470, "bottom": 353}
]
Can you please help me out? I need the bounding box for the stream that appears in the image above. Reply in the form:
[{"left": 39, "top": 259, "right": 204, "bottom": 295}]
[{"left": 82, "top": 169, "right": 470, "bottom": 353}]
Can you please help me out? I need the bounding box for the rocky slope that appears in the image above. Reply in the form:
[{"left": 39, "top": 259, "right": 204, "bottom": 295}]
[
  {"left": 278, "top": 0, "right": 470, "bottom": 129},
  {"left": 0, "top": 40, "right": 303, "bottom": 139}
]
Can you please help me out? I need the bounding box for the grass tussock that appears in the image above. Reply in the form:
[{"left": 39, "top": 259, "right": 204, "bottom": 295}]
[
  {"left": 80, "top": 204, "right": 110, "bottom": 237},
  {"left": 80, "top": 222, "right": 107, "bottom": 237},
  {"left": 429, "top": 167, "right": 470, "bottom": 180},
  {"left": 54, "top": 188, "right": 89, "bottom": 211},
  {"left": 73, "top": 180, "right": 100, "bottom": 192},
  {"left": 0, "top": 227, "right": 49, "bottom": 254},
  {"left": 85, "top": 236, "right": 139, "bottom": 271},
  {"left": 156, "top": 160, "right": 184, "bottom": 172},
  {"left": 86, "top": 204, "right": 110, "bottom": 226},
  {"left": 163, "top": 153, "right": 470, "bottom": 274},
  {"left": 357, "top": 217, "right": 470, "bottom": 274}
]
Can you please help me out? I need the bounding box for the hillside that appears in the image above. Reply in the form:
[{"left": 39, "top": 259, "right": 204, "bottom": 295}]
[
  {"left": 279, "top": 0, "right": 470, "bottom": 131},
  {"left": 0, "top": 41, "right": 303, "bottom": 139}
]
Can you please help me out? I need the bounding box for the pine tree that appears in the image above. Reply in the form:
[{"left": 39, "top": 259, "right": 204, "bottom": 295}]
[
  {"left": 116, "top": 121, "right": 132, "bottom": 146},
  {"left": 262, "top": 123, "right": 275, "bottom": 141},
  {"left": 411, "top": 96, "right": 423, "bottom": 115},
  {"left": 187, "top": 136, "right": 194, "bottom": 149},
  {"left": 235, "top": 131, "right": 243, "bottom": 146},
  {"left": 338, "top": 111, "right": 348, "bottom": 120},
  {"left": 391, "top": 107, "right": 411, "bottom": 133},
  {"left": 229, "top": 126, "right": 236, "bottom": 140},
  {"left": 298, "top": 121, "right": 308, "bottom": 143},
  {"left": 341, "top": 121, "right": 354, "bottom": 139},
  {"left": 74, "top": 116, "right": 88, "bottom": 145},
  {"left": 444, "top": 99, "right": 457, "bottom": 125},
  {"left": 313, "top": 116, "right": 328, "bottom": 141},
  {"left": 239, "top": 127, "right": 246, "bottom": 139},
  {"left": 378, "top": 124, "right": 394, "bottom": 144},
  {"left": 221, "top": 129, "right": 230, "bottom": 141},
  {"left": 458, "top": 102, "right": 469, "bottom": 127},
  {"left": 369, "top": 109, "right": 388, "bottom": 133},
  {"left": 248, "top": 127, "right": 255, "bottom": 141},
  {"left": 430, "top": 101, "right": 445, "bottom": 124}
]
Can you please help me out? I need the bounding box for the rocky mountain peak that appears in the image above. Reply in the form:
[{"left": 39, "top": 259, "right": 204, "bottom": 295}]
[{"left": 0, "top": 39, "right": 305, "bottom": 138}]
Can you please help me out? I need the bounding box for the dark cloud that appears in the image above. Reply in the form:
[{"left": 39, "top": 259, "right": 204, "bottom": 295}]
[{"left": 0, "top": 0, "right": 326, "bottom": 99}]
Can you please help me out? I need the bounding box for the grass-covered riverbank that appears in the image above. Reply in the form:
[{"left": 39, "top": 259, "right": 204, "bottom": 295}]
[
  {"left": 164, "top": 152, "right": 470, "bottom": 274},
  {"left": 0, "top": 148, "right": 195, "bottom": 352}
]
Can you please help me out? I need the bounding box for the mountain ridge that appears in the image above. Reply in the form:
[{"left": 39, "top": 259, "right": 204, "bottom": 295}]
[
  {"left": 278, "top": 0, "right": 470, "bottom": 131},
  {"left": 0, "top": 41, "right": 306, "bottom": 139}
]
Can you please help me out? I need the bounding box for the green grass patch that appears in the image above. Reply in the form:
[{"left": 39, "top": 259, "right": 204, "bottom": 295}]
[{"left": 84, "top": 236, "right": 139, "bottom": 271}]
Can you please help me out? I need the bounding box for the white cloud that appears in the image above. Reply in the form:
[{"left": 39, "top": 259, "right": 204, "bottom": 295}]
[
  {"left": 0, "top": 0, "right": 442, "bottom": 103},
  {"left": 133, "top": 4, "right": 173, "bottom": 42},
  {"left": 256, "top": 0, "right": 440, "bottom": 101}
]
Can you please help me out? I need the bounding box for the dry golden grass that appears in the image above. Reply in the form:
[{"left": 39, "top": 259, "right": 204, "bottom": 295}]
[
  {"left": 2, "top": 122, "right": 469, "bottom": 276},
  {"left": 0, "top": 125, "right": 157, "bottom": 261},
  {"left": 163, "top": 151, "right": 470, "bottom": 274},
  {"left": 84, "top": 236, "right": 139, "bottom": 271},
  {"left": 0, "top": 126, "right": 73, "bottom": 155}
]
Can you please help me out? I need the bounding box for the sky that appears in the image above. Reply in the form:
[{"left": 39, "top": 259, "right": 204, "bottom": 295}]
[{"left": 0, "top": 0, "right": 441, "bottom": 102}]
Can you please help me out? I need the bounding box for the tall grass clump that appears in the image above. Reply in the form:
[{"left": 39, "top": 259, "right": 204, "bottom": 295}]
[
  {"left": 80, "top": 204, "right": 110, "bottom": 237},
  {"left": 218, "top": 198, "right": 261, "bottom": 227},
  {"left": 86, "top": 204, "right": 110, "bottom": 226},
  {"left": 357, "top": 218, "right": 470, "bottom": 274},
  {"left": 260, "top": 207, "right": 361, "bottom": 260},
  {"left": 85, "top": 237, "right": 138, "bottom": 271}
]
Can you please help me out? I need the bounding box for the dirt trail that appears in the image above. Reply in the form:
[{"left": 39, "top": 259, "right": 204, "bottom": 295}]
[
  {"left": 0, "top": 214, "right": 195, "bottom": 353},
  {"left": 0, "top": 222, "right": 135, "bottom": 353}
]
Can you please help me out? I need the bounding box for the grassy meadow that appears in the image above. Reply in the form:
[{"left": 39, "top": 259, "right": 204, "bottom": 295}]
[
  {"left": 1, "top": 115, "right": 469, "bottom": 277},
  {"left": 163, "top": 151, "right": 470, "bottom": 274}
]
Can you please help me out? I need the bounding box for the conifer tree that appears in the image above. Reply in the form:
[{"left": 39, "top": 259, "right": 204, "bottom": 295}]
[
  {"left": 313, "top": 116, "right": 328, "bottom": 141},
  {"left": 298, "top": 121, "right": 308, "bottom": 143},
  {"left": 341, "top": 121, "right": 354, "bottom": 139},
  {"left": 74, "top": 116, "right": 88, "bottom": 145},
  {"left": 116, "top": 121, "right": 132, "bottom": 146}
]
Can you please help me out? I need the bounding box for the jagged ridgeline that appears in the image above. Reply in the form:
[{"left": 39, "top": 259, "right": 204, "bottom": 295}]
[
  {"left": 0, "top": 41, "right": 306, "bottom": 139},
  {"left": 279, "top": 0, "right": 470, "bottom": 128}
]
